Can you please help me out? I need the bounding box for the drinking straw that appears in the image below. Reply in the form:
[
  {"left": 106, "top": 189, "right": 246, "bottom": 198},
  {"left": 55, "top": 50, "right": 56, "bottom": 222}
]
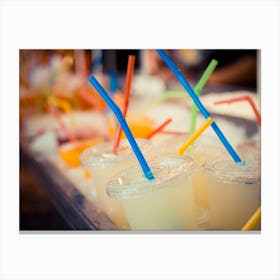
[
  {"left": 138, "top": 91, "right": 187, "bottom": 115},
  {"left": 48, "top": 96, "right": 76, "bottom": 129},
  {"left": 91, "top": 51, "right": 103, "bottom": 73},
  {"left": 189, "top": 59, "right": 218, "bottom": 135},
  {"left": 214, "top": 95, "right": 261, "bottom": 126},
  {"left": 156, "top": 50, "right": 242, "bottom": 164},
  {"left": 177, "top": 117, "right": 213, "bottom": 156},
  {"left": 88, "top": 75, "right": 154, "bottom": 180},
  {"left": 113, "top": 55, "right": 136, "bottom": 155},
  {"left": 139, "top": 59, "right": 217, "bottom": 116},
  {"left": 74, "top": 50, "right": 88, "bottom": 78},
  {"left": 46, "top": 103, "right": 77, "bottom": 142},
  {"left": 78, "top": 87, "right": 104, "bottom": 111},
  {"left": 160, "top": 131, "right": 186, "bottom": 136},
  {"left": 241, "top": 206, "right": 261, "bottom": 231},
  {"left": 145, "top": 118, "right": 172, "bottom": 139},
  {"left": 109, "top": 70, "right": 119, "bottom": 94}
]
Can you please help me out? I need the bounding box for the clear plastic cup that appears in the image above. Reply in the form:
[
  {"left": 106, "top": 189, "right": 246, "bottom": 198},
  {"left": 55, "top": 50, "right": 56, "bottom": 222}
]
[
  {"left": 80, "top": 138, "right": 155, "bottom": 230},
  {"left": 157, "top": 133, "right": 228, "bottom": 210},
  {"left": 106, "top": 156, "right": 198, "bottom": 231},
  {"left": 236, "top": 139, "right": 260, "bottom": 162},
  {"left": 157, "top": 133, "right": 189, "bottom": 157},
  {"left": 204, "top": 159, "right": 261, "bottom": 230}
]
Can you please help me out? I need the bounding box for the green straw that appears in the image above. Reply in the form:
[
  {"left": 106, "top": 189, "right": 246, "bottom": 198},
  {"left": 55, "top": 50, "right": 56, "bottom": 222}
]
[
  {"left": 156, "top": 49, "right": 242, "bottom": 164},
  {"left": 88, "top": 76, "right": 155, "bottom": 180},
  {"left": 138, "top": 60, "right": 217, "bottom": 116},
  {"left": 189, "top": 59, "right": 218, "bottom": 135},
  {"left": 138, "top": 91, "right": 186, "bottom": 115}
]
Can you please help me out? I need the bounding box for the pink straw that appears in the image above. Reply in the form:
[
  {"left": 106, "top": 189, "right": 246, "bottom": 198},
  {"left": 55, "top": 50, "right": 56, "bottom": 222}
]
[
  {"left": 46, "top": 104, "right": 77, "bottom": 142},
  {"left": 214, "top": 95, "right": 261, "bottom": 126},
  {"left": 145, "top": 118, "right": 172, "bottom": 139},
  {"left": 78, "top": 87, "right": 104, "bottom": 111},
  {"left": 160, "top": 131, "right": 186, "bottom": 136}
]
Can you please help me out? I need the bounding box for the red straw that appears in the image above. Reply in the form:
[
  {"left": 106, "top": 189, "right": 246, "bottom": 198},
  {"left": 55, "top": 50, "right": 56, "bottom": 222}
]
[
  {"left": 46, "top": 104, "right": 77, "bottom": 142},
  {"left": 112, "top": 55, "right": 136, "bottom": 154},
  {"left": 78, "top": 87, "right": 103, "bottom": 111},
  {"left": 145, "top": 118, "right": 172, "bottom": 139},
  {"left": 160, "top": 130, "right": 186, "bottom": 136},
  {"left": 214, "top": 95, "right": 261, "bottom": 126}
]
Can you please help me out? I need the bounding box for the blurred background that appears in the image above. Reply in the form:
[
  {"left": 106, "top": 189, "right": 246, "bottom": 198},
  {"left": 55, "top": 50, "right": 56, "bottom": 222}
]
[{"left": 20, "top": 49, "right": 259, "bottom": 230}]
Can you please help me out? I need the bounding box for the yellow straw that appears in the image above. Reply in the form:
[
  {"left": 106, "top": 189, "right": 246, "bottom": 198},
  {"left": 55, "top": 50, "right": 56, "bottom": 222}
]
[
  {"left": 177, "top": 117, "right": 213, "bottom": 156},
  {"left": 48, "top": 96, "right": 76, "bottom": 129},
  {"left": 241, "top": 206, "right": 261, "bottom": 231}
]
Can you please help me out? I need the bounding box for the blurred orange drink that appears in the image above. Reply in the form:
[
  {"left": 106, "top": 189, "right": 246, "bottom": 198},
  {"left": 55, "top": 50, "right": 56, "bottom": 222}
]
[
  {"left": 108, "top": 115, "right": 155, "bottom": 140},
  {"left": 58, "top": 137, "right": 104, "bottom": 168}
]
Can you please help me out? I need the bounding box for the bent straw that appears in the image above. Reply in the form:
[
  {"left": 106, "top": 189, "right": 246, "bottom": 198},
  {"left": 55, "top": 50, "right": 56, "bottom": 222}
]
[
  {"left": 145, "top": 118, "right": 172, "bottom": 139},
  {"left": 138, "top": 91, "right": 186, "bottom": 115},
  {"left": 78, "top": 87, "right": 104, "bottom": 111},
  {"left": 88, "top": 75, "right": 154, "bottom": 180},
  {"left": 156, "top": 50, "right": 242, "bottom": 164},
  {"left": 160, "top": 131, "right": 186, "bottom": 136},
  {"left": 46, "top": 103, "right": 77, "bottom": 142},
  {"left": 214, "top": 95, "right": 261, "bottom": 126},
  {"left": 241, "top": 206, "right": 261, "bottom": 230},
  {"left": 48, "top": 96, "right": 76, "bottom": 129},
  {"left": 177, "top": 117, "right": 213, "bottom": 156},
  {"left": 189, "top": 60, "right": 218, "bottom": 135},
  {"left": 139, "top": 60, "right": 217, "bottom": 116},
  {"left": 113, "top": 55, "right": 136, "bottom": 155}
]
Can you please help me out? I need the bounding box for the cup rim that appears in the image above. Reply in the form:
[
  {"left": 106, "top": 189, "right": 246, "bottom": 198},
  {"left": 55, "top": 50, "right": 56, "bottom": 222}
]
[
  {"left": 106, "top": 155, "right": 196, "bottom": 199},
  {"left": 204, "top": 159, "right": 260, "bottom": 184},
  {"left": 80, "top": 138, "right": 153, "bottom": 167}
]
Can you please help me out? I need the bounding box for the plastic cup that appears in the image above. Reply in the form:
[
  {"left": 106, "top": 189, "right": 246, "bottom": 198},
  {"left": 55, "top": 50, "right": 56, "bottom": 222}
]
[
  {"left": 157, "top": 133, "right": 189, "bottom": 157},
  {"left": 106, "top": 156, "right": 198, "bottom": 231},
  {"left": 236, "top": 139, "right": 260, "bottom": 162},
  {"left": 158, "top": 133, "right": 228, "bottom": 210},
  {"left": 158, "top": 133, "right": 228, "bottom": 163},
  {"left": 204, "top": 159, "right": 261, "bottom": 230},
  {"left": 80, "top": 138, "right": 155, "bottom": 230},
  {"left": 58, "top": 137, "right": 104, "bottom": 167}
]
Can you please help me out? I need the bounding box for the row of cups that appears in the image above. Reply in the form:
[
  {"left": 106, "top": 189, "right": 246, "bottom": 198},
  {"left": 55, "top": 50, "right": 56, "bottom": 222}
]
[{"left": 80, "top": 134, "right": 260, "bottom": 231}]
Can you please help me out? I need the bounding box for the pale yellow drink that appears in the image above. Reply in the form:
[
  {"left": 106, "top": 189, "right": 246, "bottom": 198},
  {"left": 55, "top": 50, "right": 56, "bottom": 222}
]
[
  {"left": 204, "top": 159, "right": 261, "bottom": 230},
  {"left": 106, "top": 156, "right": 198, "bottom": 231},
  {"left": 80, "top": 138, "right": 155, "bottom": 230},
  {"left": 235, "top": 139, "right": 261, "bottom": 230},
  {"left": 236, "top": 139, "right": 260, "bottom": 162},
  {"left": 157, "top": 133, "right": 227, "bottom": 210}
]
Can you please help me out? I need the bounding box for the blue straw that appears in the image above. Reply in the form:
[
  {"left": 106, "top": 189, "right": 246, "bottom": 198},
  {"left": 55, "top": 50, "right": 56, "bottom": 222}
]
[
  {"left": 88, "top": 76, "right": 155, "bottom": 180},
  {"left": 109, "top": 70, "right": 118, "bottom": 94},
  {"left": 156, "top": 50, "right": 242, "bottom": 163}
]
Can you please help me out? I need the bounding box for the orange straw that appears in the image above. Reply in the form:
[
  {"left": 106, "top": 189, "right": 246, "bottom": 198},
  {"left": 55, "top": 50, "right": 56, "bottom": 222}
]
[
  {"left": 46, "top": 103, "right": 77, "bottom": 142},
  {"left": 214, "top": 95, "right": 261, "bottom": 126},
  {"left": 112, "top": 55, "right": 136, "bottom": 155},
  {"left": 145, "top": 118, "right": 172, "bottom": 139}
]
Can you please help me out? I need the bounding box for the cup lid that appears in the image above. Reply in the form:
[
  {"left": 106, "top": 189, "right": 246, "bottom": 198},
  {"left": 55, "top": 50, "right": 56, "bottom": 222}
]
[
  {"left": 80, "top": 138, "right": 153, "bottom": 167},
  {"left": 204, "top": 159, "right": 260, "bottom": 184},
  {"left": 107, "top": 156, "right": 196, "bottom": 199}
]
